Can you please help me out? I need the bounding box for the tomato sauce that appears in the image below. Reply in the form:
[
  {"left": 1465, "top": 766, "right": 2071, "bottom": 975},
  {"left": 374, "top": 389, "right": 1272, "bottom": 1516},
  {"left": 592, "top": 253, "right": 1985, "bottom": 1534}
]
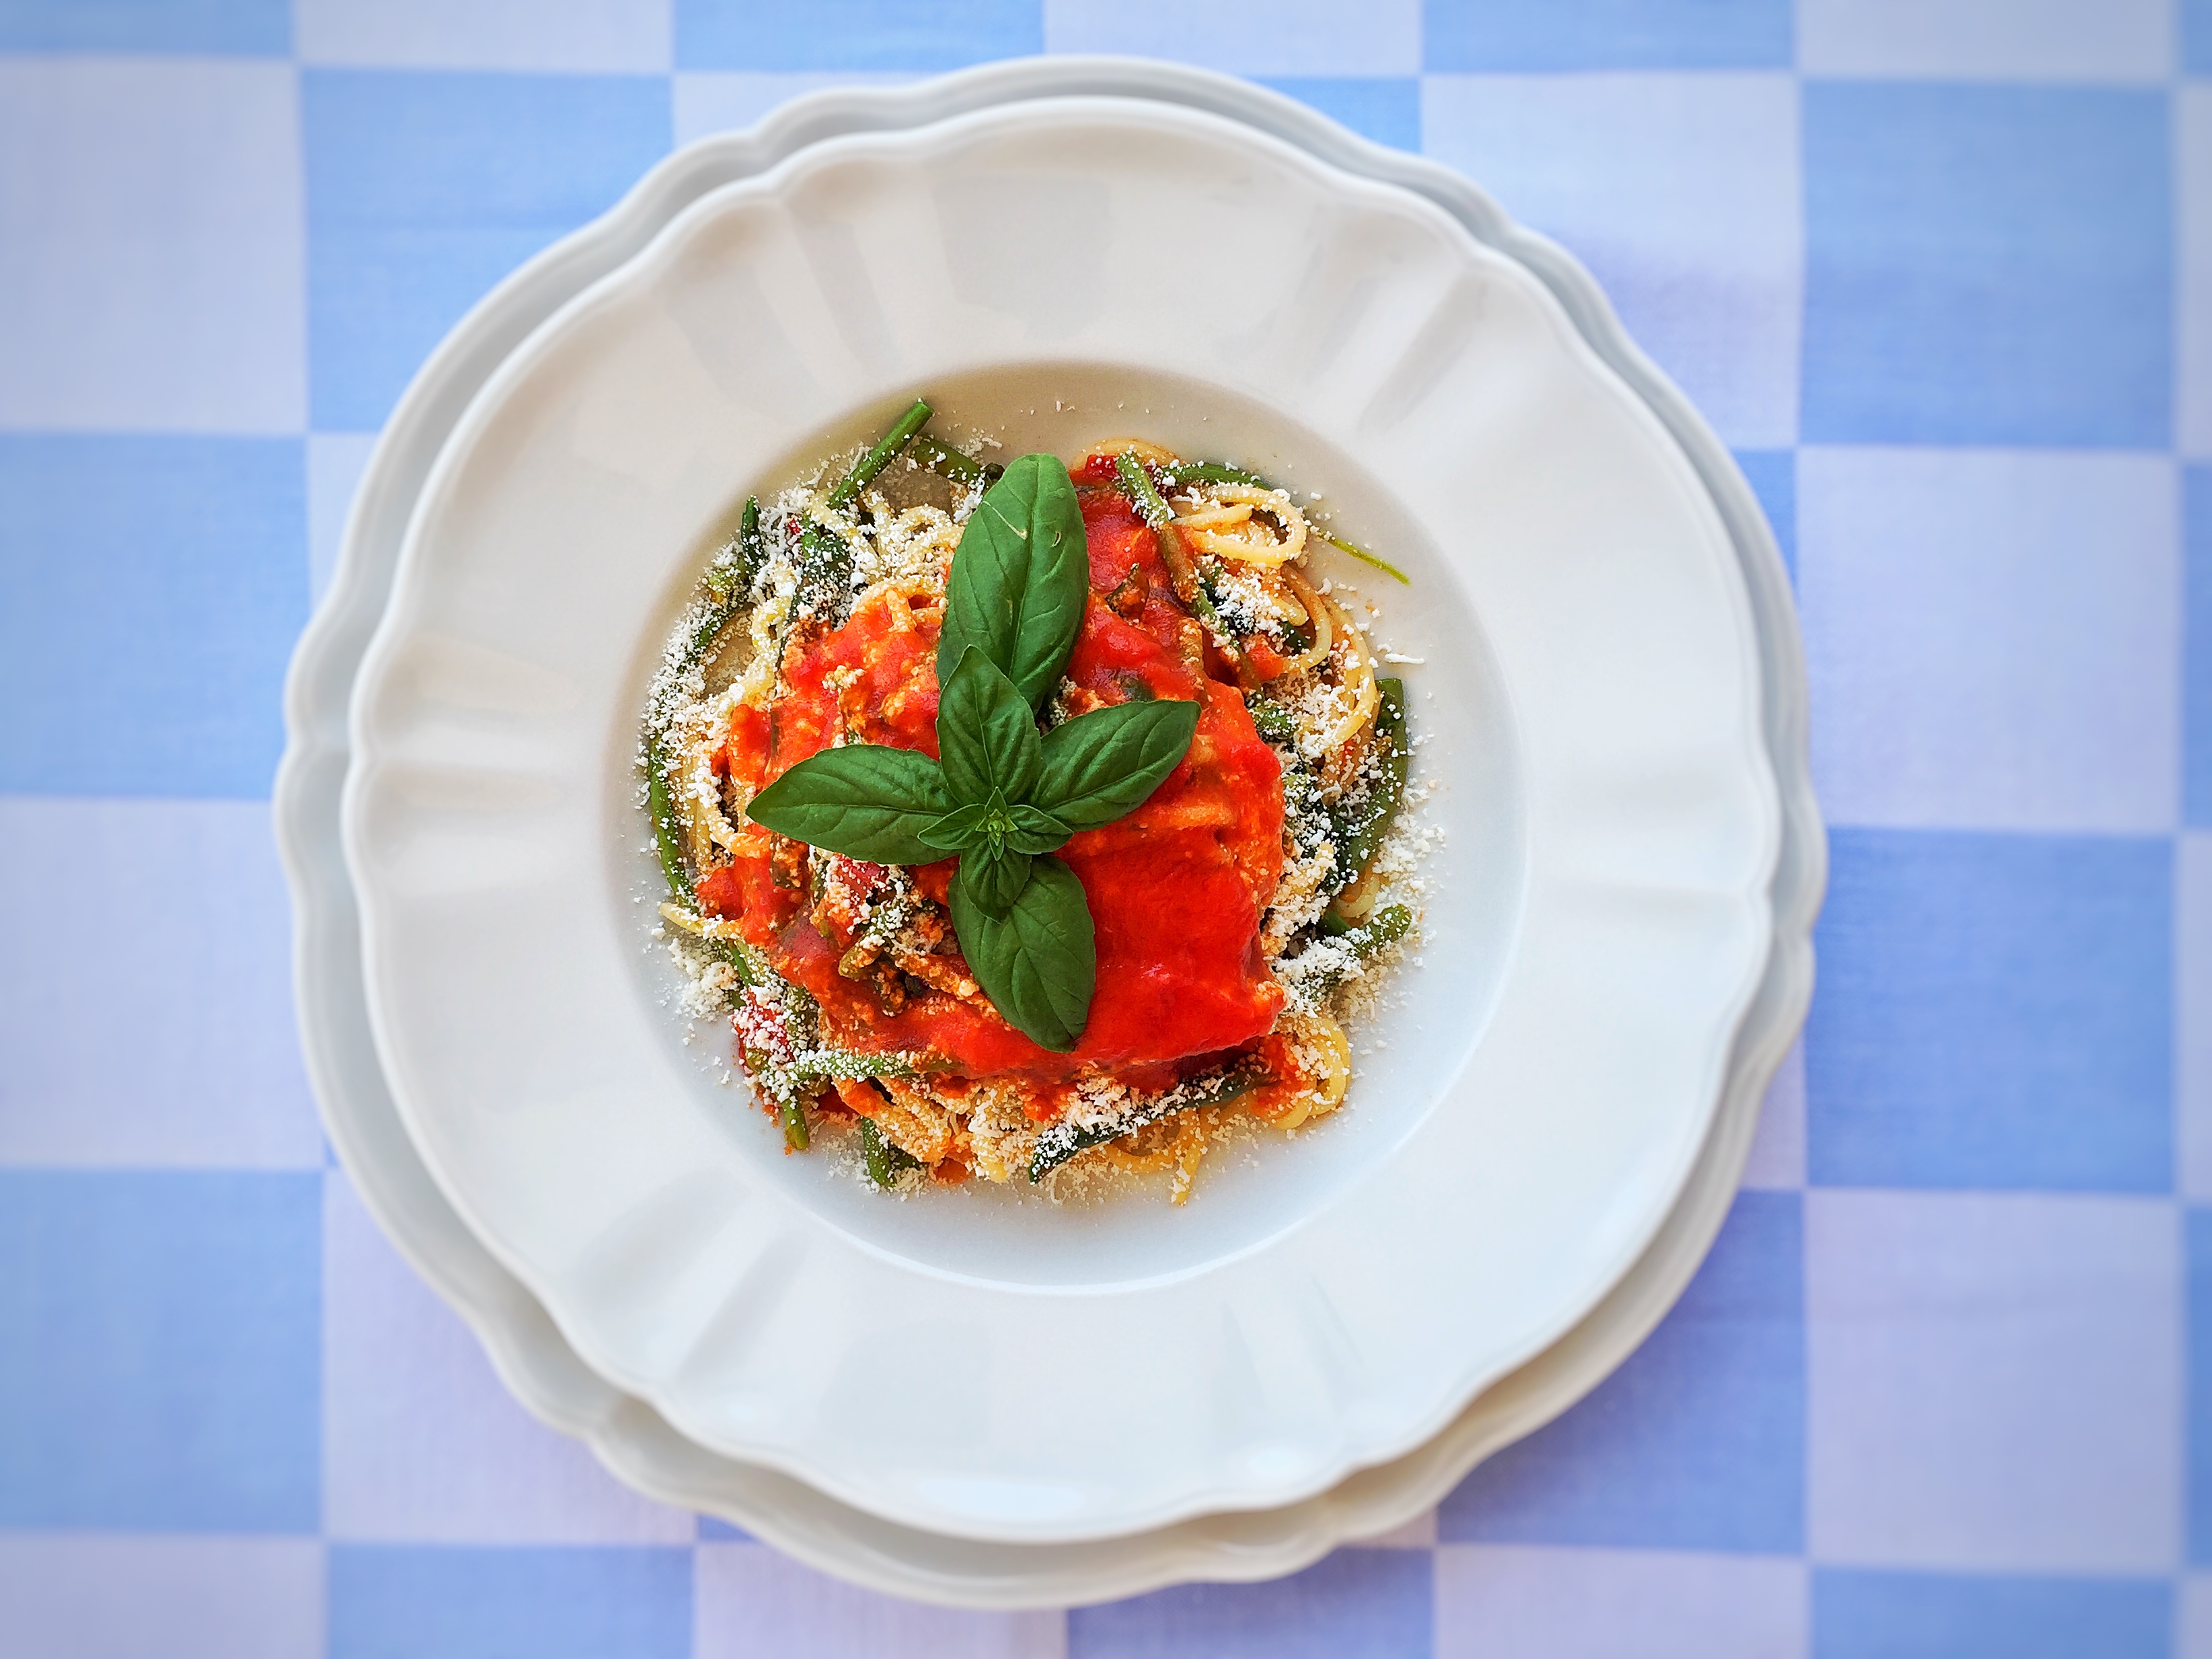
[{"left": 699, "top": 485, "right": 1286, "bottom": 1111}]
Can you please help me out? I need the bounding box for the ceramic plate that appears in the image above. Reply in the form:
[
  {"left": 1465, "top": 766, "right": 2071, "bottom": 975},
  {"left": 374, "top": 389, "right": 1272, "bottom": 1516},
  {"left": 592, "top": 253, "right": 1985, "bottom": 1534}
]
[
  {"left": 342, "top": 94, "right": 1778, "bottom": 1544},
  {"left": 284, "top": 60, "right": 1817, "bottom": 1598}
]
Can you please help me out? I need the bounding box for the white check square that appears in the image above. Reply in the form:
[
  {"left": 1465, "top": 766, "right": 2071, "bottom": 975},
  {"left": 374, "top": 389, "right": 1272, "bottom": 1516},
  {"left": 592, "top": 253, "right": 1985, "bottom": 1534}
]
[
  {"left": 0, "top": 800, "right": 324, "bottom": 1170},
  {"left": 1435, "top": 1544, "right": 1806, "bottom": 1659},
  {"left": 0, "top": 60, "right": 304, "bottom": 434},
  {"left": 1807, "top": 1191, "right": 2182, "bottom": 1574},
  {"left": 1799, "top": 0, "right": 2172, "bottom": 82},
  {"left": 1044, "top": 0, "right": 1419, "bottom": 75},
  {"left": 0, "top": 1536, "right": 322, "bottom": 1659},
  {"left": 1799, "top": 447, "right": 2179, "bottom": 834},
  {"left": 322, "top": 1173, "right": 696, "bottom": 1544},
  {"left": 298, "top": 0, "right": 672, "bottom": 70}
]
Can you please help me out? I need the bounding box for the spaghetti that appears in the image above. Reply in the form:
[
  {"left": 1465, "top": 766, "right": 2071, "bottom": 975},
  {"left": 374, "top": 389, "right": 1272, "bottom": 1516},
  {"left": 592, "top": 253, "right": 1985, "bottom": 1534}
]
[{"left": 644, "top": 403, "right": 1423, "bottom": 1202}]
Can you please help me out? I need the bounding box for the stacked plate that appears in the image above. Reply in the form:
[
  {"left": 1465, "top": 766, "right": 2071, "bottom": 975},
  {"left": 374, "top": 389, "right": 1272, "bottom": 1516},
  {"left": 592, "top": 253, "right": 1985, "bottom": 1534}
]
[{"left": 275, "top": 57, "right": 1822, "bottom": 1608}]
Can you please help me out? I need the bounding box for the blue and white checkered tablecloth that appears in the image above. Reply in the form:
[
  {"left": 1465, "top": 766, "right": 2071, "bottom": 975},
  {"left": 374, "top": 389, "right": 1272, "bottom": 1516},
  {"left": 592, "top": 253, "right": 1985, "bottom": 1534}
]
[{"left": 2, "top": 1, "right": 2205, "bottom": 1653}]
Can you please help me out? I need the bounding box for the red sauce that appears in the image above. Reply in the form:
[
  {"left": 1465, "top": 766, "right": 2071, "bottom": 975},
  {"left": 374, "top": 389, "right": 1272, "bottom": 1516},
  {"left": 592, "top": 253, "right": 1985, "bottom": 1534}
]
[{"left": 699, "top": 488, "right": 1286, "bottom": 1112}]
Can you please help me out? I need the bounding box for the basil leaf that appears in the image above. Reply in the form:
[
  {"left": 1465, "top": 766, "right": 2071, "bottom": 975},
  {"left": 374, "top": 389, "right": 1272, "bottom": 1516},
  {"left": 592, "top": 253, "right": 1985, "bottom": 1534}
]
[
  {"left": 938, "top": 454, "right": 1088, "bottom": 711},
  {"left": 959, "top": 844, "right": 1034, "bottom": 918},
  {"left": 1032, "top": 698, "right": 1200, "bottom": 830},
  {"left": 745, "top": 744, "right": 951, "bottom": 865},
  {"left": 936, "top": 646, "right": 1042, "bottom": 806},
  {"left": 1004, "top": 803, "right": 1071, "bottom": 855},
  {"left": 919, "top": 801, "right": 993, "bottom": 852},
  {"left": 950, "top": 855, "right": 1095, "bottom": 1052}
]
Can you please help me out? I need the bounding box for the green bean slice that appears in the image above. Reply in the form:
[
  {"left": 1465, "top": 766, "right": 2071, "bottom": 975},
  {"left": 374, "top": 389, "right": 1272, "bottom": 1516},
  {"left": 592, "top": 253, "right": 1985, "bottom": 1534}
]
[
  {"left": 1027, "top": 1059, "right": 1267, "bottom": 1179},
  {"left": 798, "top": 399, "right": 936, "bottom": 602},
  {"left": 644, "top": 731, "right": 692, "bottom": 907},
  {"left": 859, "top": 1115, "right": 919, "bottom": 1187},
  {"left": 907, "top": 430, "right": 1004, "bottom": 487},
  {"left": 1113, "top": 453, "right": 1252, "bottom": 681},
  {"left": 1328, "top": 676, "right": 1409, "bottom": 894}
]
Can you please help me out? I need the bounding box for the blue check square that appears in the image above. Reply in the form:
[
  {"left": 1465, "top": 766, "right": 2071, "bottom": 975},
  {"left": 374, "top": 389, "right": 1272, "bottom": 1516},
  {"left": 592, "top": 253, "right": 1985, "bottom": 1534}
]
[
  {"left": 1422, "top": 0, "right": 1790, "bottom": 70},
  {"left": 330, "top": 1547, "right": 692, "bottom": 1659},
  {"left": 0, "top": 0, "right": 288, "bottom": 54},
  {"left": 1814, "top": 1567, "right": 2170, "bottom": 1659},
  {"left": 1437, "top": 1191, "right": 1804, "bottom": 1553},
  {"left": 0, "top": 435, "right": 306, "bottom": 798},
  {"left": 1068, "top": 1547, "right": 1430, "bottom": 1659},
  {"left": 1803, "top": 84, "right": 2171, "bottom": 448},
  {"left": 0, "top": 1172, "right": 321, "bottom": 1532},
  {"left": 1807, "top": 829, "right": 2172, "bottom": 1191},
  {"left": 676, "top": 0, "right": 1042, "bottom": 70},
  {"left": 304, "top": 70, "right": 670, "bottom": 431}
]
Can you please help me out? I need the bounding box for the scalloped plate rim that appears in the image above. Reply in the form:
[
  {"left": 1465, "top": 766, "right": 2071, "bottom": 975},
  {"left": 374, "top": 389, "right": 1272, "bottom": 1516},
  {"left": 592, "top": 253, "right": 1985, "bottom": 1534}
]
[
  {"left": 341, "top": 92, "right": 1775, "bottom": 1541},
  {"left": 276, "top": 55, "right": 1822, "bottom": 1605}
]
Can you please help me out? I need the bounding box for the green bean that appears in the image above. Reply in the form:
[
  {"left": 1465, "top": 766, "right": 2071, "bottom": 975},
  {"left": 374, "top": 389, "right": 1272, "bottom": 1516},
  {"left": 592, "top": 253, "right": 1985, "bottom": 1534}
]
[
  {"left": 1328, "top": 676, "right": 1408, "bottom": 894},
  {"left": 1162, "top": 460, "right": 1270, "bottom": 491},
  {"left": 1115, "top": 449, "right": 1176, "bottom": 528},
  {"left": 1282, "top": 766, "right": 1332, "bottom": 859},
  {"left": 1369, "top": 903, "right": 1413, "bottom": 943},
  {"left": 703, "top": 496, "right": 760, "bottom": 604},
  {"left": 828, "top": 398, "right": 935, "bottom": 508},
  {"left": 686, "top": 495, "right": 760, "bottom": 665},
  {"left": 905, "top": 430, "right": 982, "bottom": 483},
  {"left": 1319, "top": 900, "right": 1412, "bottom": 947},
  {"left": 781, "top": 1096, "right": 811, "bottom": 1152},
  {"left": 644, "top": 731, "right": 693, "bottom": 908},
  {"left": 906, "top": 430, "right": 1004, "bottom": 487},
  {"left": 648, "top": 732, "right": 763, "bottom": 991},
  {"left": 1027, "top": 1059, "right": 1267, "bottom": 1180},
  {"left": 1114, "top": 453, "right": 1253, "bottom": 682},
  {"left": 734, "top": 493, "right": 764, "bottom": 592},
  {"left": 795, "top": 1048, "right": 922, "bottom": 1085},
  {"left": 1161, "top": 460, "right": 1410, "bottom": 584},
  {"left": 1249, "top": 701, "right": 1338, "bottom": 863},
  {"left": 712, "top": 937, "right": 761, "bottom": 989},
  {"left": 798, "top": 400, "right": 937, "bottom": 603},
  {"left": 1307, "top": 907, "right": 1414, "bottom": 991},
  {"left": 649, "top": 730, "right": 765, "bottom": 987},
  {"left": 859, "top": 1115, "right": 918, "bottom": 1187},
  {"left": 1317, "top": 530, "right": 1410, "bottom": 584},
  {"left": 651, "top": 498, "right": 764, "bottom": 912},
  {"left": 1247, "top": 695, "right": 1296, "bottom": 747},
  {"left": 796, "top": 520, "right": 848, "bottom": 599}
]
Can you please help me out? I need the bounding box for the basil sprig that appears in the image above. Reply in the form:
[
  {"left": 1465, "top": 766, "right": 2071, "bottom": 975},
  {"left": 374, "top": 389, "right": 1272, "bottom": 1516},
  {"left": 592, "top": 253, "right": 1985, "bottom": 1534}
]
[{"left": 747, "top": 454, "right": 1199, "bottom": 1051}]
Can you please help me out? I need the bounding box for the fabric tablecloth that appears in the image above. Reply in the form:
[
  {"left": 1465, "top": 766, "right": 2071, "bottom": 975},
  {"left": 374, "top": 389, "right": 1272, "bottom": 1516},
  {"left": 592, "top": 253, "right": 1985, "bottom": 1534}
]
[{"left": 3, "top": 1, "right": 2205, "bottom": 1653}]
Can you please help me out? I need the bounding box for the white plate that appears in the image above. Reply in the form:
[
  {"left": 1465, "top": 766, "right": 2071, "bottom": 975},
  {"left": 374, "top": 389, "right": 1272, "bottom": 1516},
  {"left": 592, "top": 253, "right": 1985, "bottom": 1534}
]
[
  {"left": 341, "top": 94, "right": 1779, "bottom": 1545},
  {"left": 281, "top": 58, "right": 1822, "bottom": 1603}
]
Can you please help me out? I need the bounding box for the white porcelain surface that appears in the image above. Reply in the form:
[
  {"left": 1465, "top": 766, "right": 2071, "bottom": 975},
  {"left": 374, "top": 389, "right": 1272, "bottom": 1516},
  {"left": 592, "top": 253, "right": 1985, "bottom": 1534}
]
[
  {"left": 340, "top": 92, "right": 1778, "bottom": 1545},
  {"left": 279, "top": 57, "right": 1822, "bottom": 1604}
]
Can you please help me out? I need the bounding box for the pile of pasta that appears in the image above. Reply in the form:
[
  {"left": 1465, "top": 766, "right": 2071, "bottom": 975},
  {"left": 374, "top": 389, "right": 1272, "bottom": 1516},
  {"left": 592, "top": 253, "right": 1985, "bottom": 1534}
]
[{"left": 651, "top": 430, "right": 1415, "bottom": 1202}]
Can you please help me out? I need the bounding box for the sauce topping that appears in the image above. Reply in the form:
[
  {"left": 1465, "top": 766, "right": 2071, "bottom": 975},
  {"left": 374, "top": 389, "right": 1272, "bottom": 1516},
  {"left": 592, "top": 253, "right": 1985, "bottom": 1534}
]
[{"left": 697, "top": 487, "right": 1286, "bottom": 1103}]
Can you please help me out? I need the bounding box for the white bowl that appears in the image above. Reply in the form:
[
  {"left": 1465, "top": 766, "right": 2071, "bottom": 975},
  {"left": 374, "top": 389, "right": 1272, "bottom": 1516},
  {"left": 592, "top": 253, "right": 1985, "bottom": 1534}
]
[{"left": 331, "top": 78, "right": 1787, "bottom": 1551}]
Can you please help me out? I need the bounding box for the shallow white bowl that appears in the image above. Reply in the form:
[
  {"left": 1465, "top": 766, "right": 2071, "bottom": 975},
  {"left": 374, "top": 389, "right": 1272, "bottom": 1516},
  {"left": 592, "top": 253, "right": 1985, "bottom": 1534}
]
[
  {"left": 285, "top": 61, "right": 1820, "bottom": 1602},
  {"left": 342, "top": 92, "right": 1778, "bottom": 1544}
]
